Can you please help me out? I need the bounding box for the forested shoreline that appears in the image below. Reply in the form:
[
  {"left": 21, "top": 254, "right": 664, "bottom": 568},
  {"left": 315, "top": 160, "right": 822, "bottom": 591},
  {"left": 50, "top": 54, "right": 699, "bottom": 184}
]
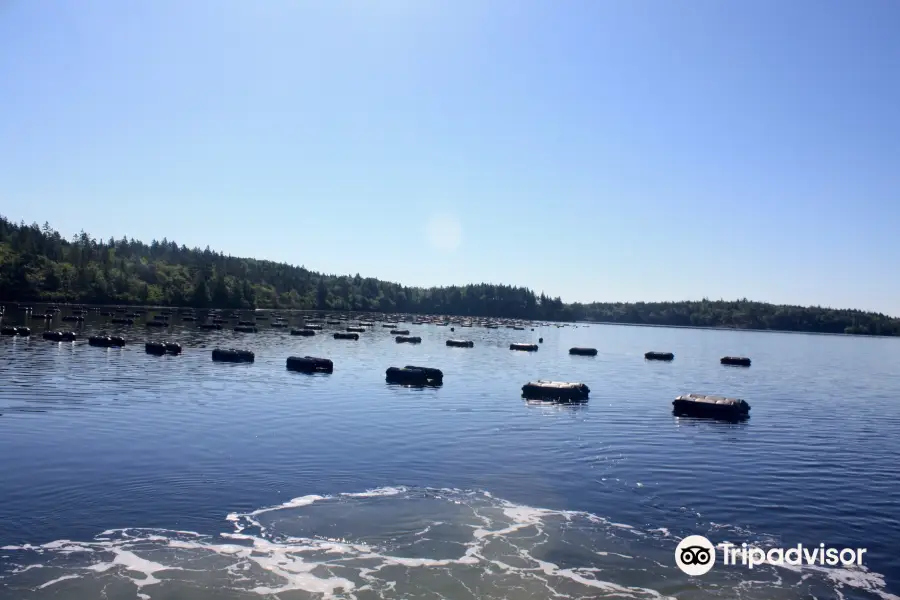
[{"left": 1, "top": 216, "right": 898, "bottom": 336}]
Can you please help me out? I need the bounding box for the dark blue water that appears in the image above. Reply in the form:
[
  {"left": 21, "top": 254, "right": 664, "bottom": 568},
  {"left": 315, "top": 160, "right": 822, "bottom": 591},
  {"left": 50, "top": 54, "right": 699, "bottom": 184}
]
[{"left": 0, "top": 308, "right": 898, "bottom": 599}]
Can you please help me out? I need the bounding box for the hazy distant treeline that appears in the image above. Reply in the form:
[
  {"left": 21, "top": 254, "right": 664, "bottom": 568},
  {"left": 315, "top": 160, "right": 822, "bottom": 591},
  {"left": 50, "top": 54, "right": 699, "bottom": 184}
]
[{"left": 1, "top": 216, "right": 897, "bottom": 336}]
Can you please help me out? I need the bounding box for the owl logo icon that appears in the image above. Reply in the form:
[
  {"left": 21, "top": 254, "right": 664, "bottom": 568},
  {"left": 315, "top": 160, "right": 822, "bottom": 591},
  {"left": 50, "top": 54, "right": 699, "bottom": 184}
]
[{"left": 675, "top": 535, "right": 716, "bottom": 576}]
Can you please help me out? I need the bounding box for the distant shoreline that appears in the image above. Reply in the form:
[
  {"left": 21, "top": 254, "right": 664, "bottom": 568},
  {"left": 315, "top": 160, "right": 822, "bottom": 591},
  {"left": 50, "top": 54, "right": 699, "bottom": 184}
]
[
  {"left": 2, "top": 299, "right": 896, "bottom": 338},
  {"left": 2, "top": 215, "right": 898, "bottom": 337},
  {"left": 577, "top": 319, "right": 899, "bottom": 338}
]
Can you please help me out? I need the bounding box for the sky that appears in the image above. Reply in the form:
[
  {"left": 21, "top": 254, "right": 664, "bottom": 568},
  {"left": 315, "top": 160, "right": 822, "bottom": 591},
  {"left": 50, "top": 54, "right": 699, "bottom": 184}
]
[{"left": 1, "top": 1, "right": 898, "bottom": 315}]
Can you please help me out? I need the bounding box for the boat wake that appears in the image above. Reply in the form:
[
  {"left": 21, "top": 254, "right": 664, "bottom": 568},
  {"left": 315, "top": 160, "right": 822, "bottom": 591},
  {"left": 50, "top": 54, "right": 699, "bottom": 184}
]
[{"left": 0, "top": 487, "right": 895, "bottom": 599}]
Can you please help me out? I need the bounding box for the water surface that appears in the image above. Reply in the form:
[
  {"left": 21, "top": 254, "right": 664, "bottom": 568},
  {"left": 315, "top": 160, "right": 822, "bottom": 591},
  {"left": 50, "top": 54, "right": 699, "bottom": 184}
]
[{"left": 0, "top": 309, "right": 898, "bottom": 598}]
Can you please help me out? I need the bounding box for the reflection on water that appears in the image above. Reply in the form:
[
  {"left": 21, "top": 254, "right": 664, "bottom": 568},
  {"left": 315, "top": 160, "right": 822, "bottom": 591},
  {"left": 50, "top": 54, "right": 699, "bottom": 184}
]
[{"left": 1, "top": 307, "right": 899, "bottom": 598}]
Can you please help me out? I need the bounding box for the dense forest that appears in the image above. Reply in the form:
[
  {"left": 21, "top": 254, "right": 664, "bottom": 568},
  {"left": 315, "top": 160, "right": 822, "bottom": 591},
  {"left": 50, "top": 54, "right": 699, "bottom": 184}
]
[{"left": 1, "top": 216, "right": 898, "bottom": 336}]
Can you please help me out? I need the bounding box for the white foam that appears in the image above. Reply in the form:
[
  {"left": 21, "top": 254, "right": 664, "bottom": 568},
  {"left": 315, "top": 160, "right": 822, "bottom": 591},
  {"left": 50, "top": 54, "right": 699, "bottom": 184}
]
[
  {"left": 246, "top": 494, "right": 328, "bottom": 517},
  {"left": 554, "top": 566, "right": 672, "bottom": 598},
  {"left": 3, "top": 487, "right": 896, "bottom": 600},
  {"left": 86, "top": 547, "right": 176, "bottom": 589},
  {"left": 340, "top": 486, "right": 407, "bottom": 498},
  {"left": 36, "top": 574, "right": 80, "bottom": 589},
  {"left": 776, "top": 562, "right": 900, "bottom": 600},
  {"left": 10, "top": 563, "right": 44, "bottom": 573}
]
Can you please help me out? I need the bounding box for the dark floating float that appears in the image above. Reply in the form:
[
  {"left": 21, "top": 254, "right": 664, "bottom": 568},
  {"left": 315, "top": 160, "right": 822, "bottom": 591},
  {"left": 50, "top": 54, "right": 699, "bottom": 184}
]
[
  {"left": 346, "top": 326, "right": 366, "bottom": 333},
  {"left": 198, "top": 323, "right": 222, "bottom": 330},
  {"left": 390, "top": 329, "right": 410, "bottom": 335},
  {"left": 645, "top": 351, "right": 674, "bottom": 361},
  {"left": 522, "top": 380, "right": 590, "bottom": 403},
  {"left": 673, "top": 393, "right": 750, "bottom": 420},
  {"left": 271, "top": 322, "right": 288, "bottom": 328},
  {"left": 385, "top": 365, "right": 443, "bottom": 386},
  {"left": 145, "top": 341, "right": 182, "bottom": 355},
  {"left": 720, "top": 356, "right": 751, "bottom": 367},
  {"left": 234, "top": 326, "right": 258, "bottom": 333},
  {"left": 539, "top": 337, "right": 543, "bottom": 343},
  {"left": 326, "top": 320, "right": 342, "bottom": 325},
  {"left": 61, "top": 315, "right": 84, "bottom": 322},
  {"left": 569, "top": 347, "right": 597, "bottom": 356},
  {"left": 510, "top": 343, "right": 538, "bottom": 352},
  {"left": 395, "top": 335, "right": 422, "bottom": 344},
  {"left": 383, "top": 324, "right": 398, "bottom": 328},
  {"left": 334, "top": 332, "right": 359, "bottom": 340},
  {"left": 446, "top": 339, "right": 474, "bottom": 348},
  {"left": 111, "top": 318, "right": 135, "bottom": 325},
  {"left": 237, "top": 320, "right": 256, "bottom": 326},
  {"left": 43, "top": 331, "right": 77, "bottom": 342},
  {"left": 291, "top": 328, "right": 317, "bottom": 336},
  {"left": 89, "top": 335, "right": 125, "bottom": 348},
  {"left": 146, "top": 321, "right": 168, "bottom": 328},
  {"left": 211, "top": 348, "right": 254, "bottom": 363},
  {"left": 182, "top": 316, "right": 196, "bottom": 321},
  {"left": 286, "top": 355, "right": 334, "bottom": 374}
]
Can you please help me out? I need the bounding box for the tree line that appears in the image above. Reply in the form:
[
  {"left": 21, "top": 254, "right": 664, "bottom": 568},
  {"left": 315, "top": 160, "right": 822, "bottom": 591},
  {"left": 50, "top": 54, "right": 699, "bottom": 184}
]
[{"left": 1, "top": 215, "right": 898, "bottom": 336}]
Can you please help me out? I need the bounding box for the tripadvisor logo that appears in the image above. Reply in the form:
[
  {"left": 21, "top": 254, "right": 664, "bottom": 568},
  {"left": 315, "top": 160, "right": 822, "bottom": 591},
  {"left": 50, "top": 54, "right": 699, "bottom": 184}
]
[{"left": 675, "top": 535, "right": 868, "bottom": 576}]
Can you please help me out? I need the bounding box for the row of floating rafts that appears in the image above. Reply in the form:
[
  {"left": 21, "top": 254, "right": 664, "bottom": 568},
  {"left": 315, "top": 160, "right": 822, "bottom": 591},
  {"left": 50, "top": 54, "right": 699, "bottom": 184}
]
[
  {"left": 210, "top": 351, "right": 443, "bottom": 388},
  {"left": 9, "top": 307, "right": 549, "bottom": 331},
  {"left": 43, "top": 331, "right": 76, "bottom": 341},
  {"left": 522, "top": 384, "right": 748, "bottom": 417},
  {"left": 0, "top": 326, "right": 755, "bottom": 367},
  {"left": 208, "top": 352, "right": 753, "bottom": 417},
  {"left": 1, "top": 326, "right": 32, "bottom": 336}
]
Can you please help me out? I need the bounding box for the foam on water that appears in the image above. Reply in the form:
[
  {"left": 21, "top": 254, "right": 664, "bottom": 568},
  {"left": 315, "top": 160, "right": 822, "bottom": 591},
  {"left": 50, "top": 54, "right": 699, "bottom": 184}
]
[{"left": 0, "top": 487, "right": 896, "bottom": 599}]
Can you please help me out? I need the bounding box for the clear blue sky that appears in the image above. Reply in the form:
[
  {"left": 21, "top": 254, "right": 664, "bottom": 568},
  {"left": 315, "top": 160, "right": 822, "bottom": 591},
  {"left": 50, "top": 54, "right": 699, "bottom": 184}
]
[{"left": 2, "top": 1, "right": 898, "bottom": 315}]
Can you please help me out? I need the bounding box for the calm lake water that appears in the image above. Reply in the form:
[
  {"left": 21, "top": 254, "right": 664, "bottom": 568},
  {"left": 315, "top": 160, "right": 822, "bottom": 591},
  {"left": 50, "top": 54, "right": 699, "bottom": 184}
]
[{"left": 0, "top": 308, "right": 898, "bottom": 599}]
